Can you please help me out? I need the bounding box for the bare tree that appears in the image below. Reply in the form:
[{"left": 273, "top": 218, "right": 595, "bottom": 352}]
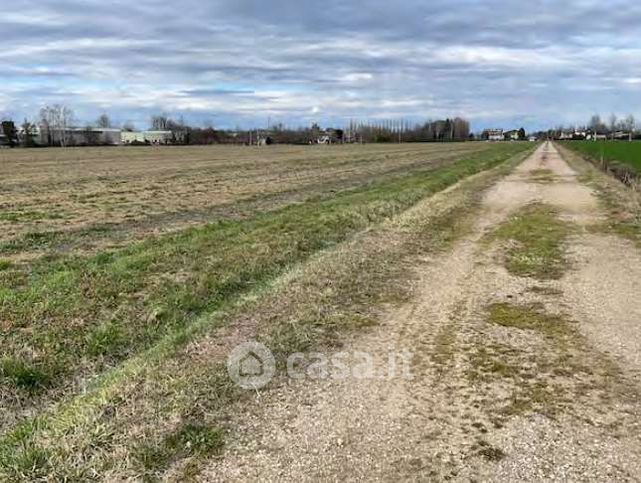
[
  {"left": 59, "top": 105, "right": 73, "bottom": 147},
  {"left": 166, "top": 116, "right": 189, "bottom": 144},
  {"left": 39, "top": 105, "right": 74, "bottom": 146},
  {"left": 20, "top": 119, "right": 36, "bottom": 147},
  {"left": 39, "top": 106, "right": 55, "bottom": 145},
  {"left": 150, "top": 115, "right": 169, "bottom": 131},
  {"left": 588, "top": 114, "right": 606, "bottom": 134},
  {"left": 609, "top": 114, "right": 618, "bottom": 140},
  {"left": 96, "top": 113, "right": 112, "bottom": 128}
]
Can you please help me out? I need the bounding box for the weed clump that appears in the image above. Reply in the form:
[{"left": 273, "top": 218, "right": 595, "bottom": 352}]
[{"left": 492, "top": 203, "right": 570, "bottom": 280}]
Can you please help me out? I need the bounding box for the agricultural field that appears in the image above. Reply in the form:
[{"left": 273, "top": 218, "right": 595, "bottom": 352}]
[
  {"left": 0, "top": 142, "right": 534, "bottom": 479},
  {"left": 3, "top": 140, "right": 641, "bottom": 481},
  {"left": 1, "top": 143, "right": 499, "bottom": 260},
  {"left": 561, "top": 140, "right": 641, "bottom": 173}
]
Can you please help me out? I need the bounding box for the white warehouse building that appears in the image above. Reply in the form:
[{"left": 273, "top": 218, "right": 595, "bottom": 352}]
[{"left": 121, "top": 130, "right": 175, "bottom": 145}]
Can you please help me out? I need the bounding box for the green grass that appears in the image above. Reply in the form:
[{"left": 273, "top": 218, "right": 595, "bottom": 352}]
[
  {"left": 0, "top": 225, "right": 115, "bottom": 256},
  {"left": 0, "top": 230, "right": 67, "bottom": 254},
  {"left": 0, "top": 211, "right": 64, "bottom": 223},
  {"left": 134, "top": 422, "right": 224, "bottom": 479},
  {"left": 0, "top": 358, "right": 51, "bottom": 390},
  {"left": 561, "top": 140, "right": 641, "bottom": 174},
  {"left": 487, "top": 302, "right": 572, "bottom": 339},
  {"left": 491, "top": 203, "right": 571, "bottom": 280},
  {"left": 86, "top": 320, "right": 129, "bottom": 357}
]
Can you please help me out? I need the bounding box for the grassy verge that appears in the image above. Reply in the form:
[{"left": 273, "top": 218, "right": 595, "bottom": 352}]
[
  {"left": 490, "top": 203, "right": 572, "bottom": 280},
  {"left": 0, "top": 146, "right": 534, "bottom": 480},
  {"left": 559, "top": 140, "right": 641, "bottom": 182},
  {"left": 557, "top": 143, "right": 641, "bottom": 247}
]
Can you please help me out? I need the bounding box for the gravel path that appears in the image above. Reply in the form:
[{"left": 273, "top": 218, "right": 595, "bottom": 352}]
[{"left": 201, "top": 143, "right": 641, "bottom": 481}]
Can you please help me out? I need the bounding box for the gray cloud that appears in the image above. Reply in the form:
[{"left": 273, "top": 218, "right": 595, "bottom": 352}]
[{"left": 2, "top": 0, "right": 641, "bottom": 130}]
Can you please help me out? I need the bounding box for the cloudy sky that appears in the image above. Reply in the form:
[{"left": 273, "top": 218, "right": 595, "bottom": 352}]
[{"left": 2, "top": 0, "right": 641, "bottom": 131}]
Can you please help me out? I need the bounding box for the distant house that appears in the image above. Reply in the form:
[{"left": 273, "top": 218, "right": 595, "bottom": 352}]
[
  {"left": 582, "top": 130, "right": 606, "bottom": 141},
  {"left": 482, "top": 129, "right": 504, "bottom": 141},
  {"left": 317, "top": 128, "right": 343, "bottom": 144},
  {"left": 585, "top": 132, "right": 607, "bottom": 141},
  {"left": 613, "top": 131, "right": 632, "bottom": 141},
  {"left": 558, "top": 130, "right": 588, "bottom": 141},
  {"left": 504, "top": 130, "right": 520, "bottom": 141},
  {"left": 558, "top": 131, "right": 573, "bottom": 140}
]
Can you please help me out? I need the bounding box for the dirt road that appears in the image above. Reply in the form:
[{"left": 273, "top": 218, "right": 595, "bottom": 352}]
[{"left": 204, "top": 143, "right": 641, "bottom": 481}]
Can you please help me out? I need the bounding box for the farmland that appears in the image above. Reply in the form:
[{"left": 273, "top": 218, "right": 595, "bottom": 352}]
[
  {"left": 1, "top": 143, "right": 511, "bottom": 261},
  {"left": 0, "top": 142, "right": 535, "bottom": 479},
  {"left": 3, "top": 141, "right": 641, "bottom": 480},
  {"left": 561, "top": 140, "right": 641, "bottom": 173}
]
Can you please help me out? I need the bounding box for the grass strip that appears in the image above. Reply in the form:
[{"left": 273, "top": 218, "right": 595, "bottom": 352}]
[{"left": 491, "top": 203, "right": 571, "bottom": 280}]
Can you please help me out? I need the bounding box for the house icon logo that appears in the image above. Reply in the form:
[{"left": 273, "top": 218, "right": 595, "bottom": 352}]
[{"left": 227, "top": 341, "right": 276, "bottom": 390}]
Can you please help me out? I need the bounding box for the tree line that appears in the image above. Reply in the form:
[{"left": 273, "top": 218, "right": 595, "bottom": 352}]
[{"left": 1, "top": 105, "right": 472, "bottom": 147}]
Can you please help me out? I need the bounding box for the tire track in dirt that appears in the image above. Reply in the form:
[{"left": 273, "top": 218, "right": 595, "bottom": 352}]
[{"left": 201, "top": 143, "right": 641, "bottom": 481}]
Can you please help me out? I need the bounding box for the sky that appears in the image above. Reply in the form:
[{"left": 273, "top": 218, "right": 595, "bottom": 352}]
[{"left": 2, "top": 0, "right": 641, "bottom": 132}]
